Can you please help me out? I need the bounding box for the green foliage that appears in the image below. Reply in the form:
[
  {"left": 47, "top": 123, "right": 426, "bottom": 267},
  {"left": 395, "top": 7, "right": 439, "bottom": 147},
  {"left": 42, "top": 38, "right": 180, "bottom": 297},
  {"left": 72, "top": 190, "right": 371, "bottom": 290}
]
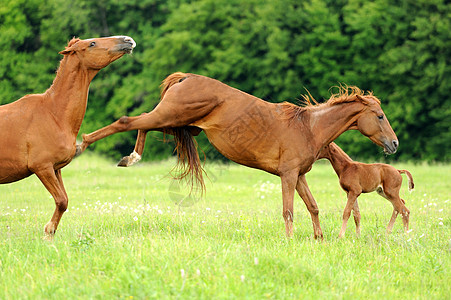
[{"left": 1, "top": 0, "right": 450, "bottom": 161}]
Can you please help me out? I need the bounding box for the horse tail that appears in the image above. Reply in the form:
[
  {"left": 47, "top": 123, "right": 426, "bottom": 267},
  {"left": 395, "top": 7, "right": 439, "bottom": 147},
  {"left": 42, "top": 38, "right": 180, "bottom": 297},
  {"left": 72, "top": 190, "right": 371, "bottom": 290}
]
[
  {"left": 171, "top": 127, "right": 205, "bottom": 194},
  {"left": 398, "top": 169, "right": 414, "bottom": 191},
  {"left": 160, "top": 72, "right": 189, "bottom": 99},
  {"left": 159, "top": 73, "right": 204, "bottom": 192}
]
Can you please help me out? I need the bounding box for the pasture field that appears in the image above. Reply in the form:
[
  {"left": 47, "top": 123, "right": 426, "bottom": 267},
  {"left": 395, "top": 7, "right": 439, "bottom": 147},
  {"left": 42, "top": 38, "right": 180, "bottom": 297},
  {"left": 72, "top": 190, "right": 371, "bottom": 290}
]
[{"left": 0, "top": 154, "right": 449, "bottom": 299}]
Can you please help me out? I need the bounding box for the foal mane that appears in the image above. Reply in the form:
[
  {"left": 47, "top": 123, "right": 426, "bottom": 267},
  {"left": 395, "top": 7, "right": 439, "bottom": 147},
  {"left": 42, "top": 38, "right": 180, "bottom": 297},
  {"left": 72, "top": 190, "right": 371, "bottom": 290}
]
[{"left": 282, "top": 85, "right": 380, "bottom": 122}]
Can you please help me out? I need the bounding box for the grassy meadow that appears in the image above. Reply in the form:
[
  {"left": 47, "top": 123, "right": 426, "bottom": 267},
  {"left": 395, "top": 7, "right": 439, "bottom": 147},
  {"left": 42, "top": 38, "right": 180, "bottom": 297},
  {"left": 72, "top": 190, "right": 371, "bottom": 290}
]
[{"left": 0, "top": 154, "right": 449, "bottom": 299}]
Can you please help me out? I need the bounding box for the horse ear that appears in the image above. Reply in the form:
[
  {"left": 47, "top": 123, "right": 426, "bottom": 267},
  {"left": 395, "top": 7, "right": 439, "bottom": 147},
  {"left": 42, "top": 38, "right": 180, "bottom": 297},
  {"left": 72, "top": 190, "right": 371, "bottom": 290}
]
[
  {"left": 356, "top": 94, "right": 371, "bottom": 105},
  {"left": 59, "top": 48, "right": 74, "bottom": 55},
  {"left": 59, "top": 37, "right": 80, "bottom": 55}
]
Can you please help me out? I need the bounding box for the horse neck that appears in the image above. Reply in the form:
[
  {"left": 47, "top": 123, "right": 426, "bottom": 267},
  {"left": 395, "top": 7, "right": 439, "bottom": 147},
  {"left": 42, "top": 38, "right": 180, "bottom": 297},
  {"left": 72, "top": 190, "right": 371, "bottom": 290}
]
[
  {"left": 45, "top": 54, "right": 99, "bottom": 136},
  {"left": 308, "top": 102, "right": 364, "bottom": 153},
  {"left": 321, "top": 144, "right": 354, "bottom": 176}
]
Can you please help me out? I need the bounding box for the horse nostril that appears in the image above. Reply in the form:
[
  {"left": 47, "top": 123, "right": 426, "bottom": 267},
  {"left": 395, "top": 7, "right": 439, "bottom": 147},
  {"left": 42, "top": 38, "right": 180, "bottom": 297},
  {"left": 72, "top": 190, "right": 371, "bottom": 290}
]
[
  {"left": 392, "top": 140, "right": 398, "bottom": 149},
  {"left": 123, "top": 37, "right": 136, "bottom": 48}
]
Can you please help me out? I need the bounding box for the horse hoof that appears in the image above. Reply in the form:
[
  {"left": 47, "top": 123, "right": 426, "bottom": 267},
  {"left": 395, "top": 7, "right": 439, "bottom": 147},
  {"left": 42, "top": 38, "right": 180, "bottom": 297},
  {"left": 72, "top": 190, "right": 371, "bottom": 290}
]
[
  {"left": 117, "top": 151, "right": 141, "bottom": 167},
  {"left": 117, "top": 156, "right": 130, "bottom": 167},
  {"left": 74, "top": 145, "right": 83, "bottom": 158}
]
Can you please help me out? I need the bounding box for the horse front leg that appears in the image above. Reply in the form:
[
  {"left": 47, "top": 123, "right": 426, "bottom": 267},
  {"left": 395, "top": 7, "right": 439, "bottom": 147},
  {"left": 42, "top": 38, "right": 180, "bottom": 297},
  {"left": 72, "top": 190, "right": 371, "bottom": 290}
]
[
  {"left": 280, "top": 171, "right": 299, "bottom": 238},
  {"left": 296, "top": 174, "right": 323, "bottom": 239},
  {"left": 35, "top": 168, "right": 68, "bottom": 237}
]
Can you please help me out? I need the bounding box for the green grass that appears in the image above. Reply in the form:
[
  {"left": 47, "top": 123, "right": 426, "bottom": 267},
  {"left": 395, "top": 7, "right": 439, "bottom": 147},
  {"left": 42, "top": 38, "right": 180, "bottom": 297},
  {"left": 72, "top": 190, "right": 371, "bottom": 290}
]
[{"left": 0, "top": 154, "right": 449, "bottom": 299}]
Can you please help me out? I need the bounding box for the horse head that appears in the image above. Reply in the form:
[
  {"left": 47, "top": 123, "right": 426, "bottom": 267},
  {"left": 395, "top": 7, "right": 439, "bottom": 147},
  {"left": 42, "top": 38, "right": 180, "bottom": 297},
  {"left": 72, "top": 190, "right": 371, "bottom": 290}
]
[
  {"left": 59, "top": 36, "right": 136, "bottom": 69},
  {"left": 351, "top": 95, "right": 398, "bottom": 154}
]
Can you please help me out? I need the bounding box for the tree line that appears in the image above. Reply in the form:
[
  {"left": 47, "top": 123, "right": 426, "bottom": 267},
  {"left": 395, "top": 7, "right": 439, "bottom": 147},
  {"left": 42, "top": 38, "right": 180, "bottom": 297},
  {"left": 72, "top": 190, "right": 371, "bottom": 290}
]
[{"left": 1, "top": 0, "right": 450, "bottom": 162}]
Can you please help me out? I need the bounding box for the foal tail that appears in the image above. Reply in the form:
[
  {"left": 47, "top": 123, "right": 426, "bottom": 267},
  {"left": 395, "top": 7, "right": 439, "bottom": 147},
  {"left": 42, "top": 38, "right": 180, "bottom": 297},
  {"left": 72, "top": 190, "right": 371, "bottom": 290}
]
[
  {"left": 398, "top": 170, "right": 414, "bottom": 191},
  {"left": 160, "top": 72, "right": 205, "bottom": 193}
]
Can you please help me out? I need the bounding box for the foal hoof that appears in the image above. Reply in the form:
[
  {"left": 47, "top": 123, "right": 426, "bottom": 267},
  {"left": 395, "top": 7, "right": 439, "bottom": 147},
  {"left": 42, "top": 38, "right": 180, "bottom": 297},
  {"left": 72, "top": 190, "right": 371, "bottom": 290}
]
[{"left": 42, "top": 233, "right": 54, "bottom": 242}]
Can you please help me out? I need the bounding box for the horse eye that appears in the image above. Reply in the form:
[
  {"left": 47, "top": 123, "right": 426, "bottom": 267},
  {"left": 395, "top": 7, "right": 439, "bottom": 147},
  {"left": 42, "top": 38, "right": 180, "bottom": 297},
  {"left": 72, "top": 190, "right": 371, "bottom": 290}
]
[
  {"left": 89, "top": 41, "right": 96, "bottom": 47},
  {"left": 378, "top": 115, "right": 384, "bottom": 120}
]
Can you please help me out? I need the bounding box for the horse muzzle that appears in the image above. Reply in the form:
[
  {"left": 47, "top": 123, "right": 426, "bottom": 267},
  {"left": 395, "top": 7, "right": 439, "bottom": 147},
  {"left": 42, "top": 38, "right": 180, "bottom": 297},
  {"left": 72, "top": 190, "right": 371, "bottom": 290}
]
[
  {"left": 113, "top": 36, "right": 136, "bottom": 54},
  {"left": 383, "top": 139, "right": 398, "bottom": 154}
]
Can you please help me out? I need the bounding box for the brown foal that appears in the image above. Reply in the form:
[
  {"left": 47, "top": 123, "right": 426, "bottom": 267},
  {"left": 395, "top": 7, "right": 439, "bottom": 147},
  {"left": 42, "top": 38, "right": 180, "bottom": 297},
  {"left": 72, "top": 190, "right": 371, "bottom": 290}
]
[
  {"left": 319, "top": 142, "right": 413, "bottom": 237},
  {"left": 0, "top": 36, "right": 135, "bottom": 236},
  {"left": 77, "top": 73, "right": 399, "bottom": 239}
]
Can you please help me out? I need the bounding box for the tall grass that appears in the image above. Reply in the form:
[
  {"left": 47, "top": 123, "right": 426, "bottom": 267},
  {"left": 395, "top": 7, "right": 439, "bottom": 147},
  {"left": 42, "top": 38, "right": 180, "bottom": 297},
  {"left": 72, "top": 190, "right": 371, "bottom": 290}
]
[{"left": 0, "top": 154, "right": 449, "bottom": 299}]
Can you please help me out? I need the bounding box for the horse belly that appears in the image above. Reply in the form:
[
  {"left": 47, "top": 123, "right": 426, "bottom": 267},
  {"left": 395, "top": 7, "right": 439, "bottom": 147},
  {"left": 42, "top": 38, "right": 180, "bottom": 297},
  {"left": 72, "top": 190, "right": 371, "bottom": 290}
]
[
  {"left": 0, "top": 158, "right": 32, "bottom": 183},
  {"left": 0, "top": 127, "right": 31, "bottom": 183},
  {"left": 203, "top": 128, "right": 280, "bottom": 174}
]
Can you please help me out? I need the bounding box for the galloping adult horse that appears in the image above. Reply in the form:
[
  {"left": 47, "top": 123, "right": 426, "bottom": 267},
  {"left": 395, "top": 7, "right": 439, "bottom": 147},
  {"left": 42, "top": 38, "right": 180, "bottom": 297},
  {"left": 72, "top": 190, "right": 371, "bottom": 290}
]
[
  {"left": 76, "top": 73, "right": 398, "bottom": 239},
  {"left": 0, "top": 36, "right": 136, "bottom": 236}
]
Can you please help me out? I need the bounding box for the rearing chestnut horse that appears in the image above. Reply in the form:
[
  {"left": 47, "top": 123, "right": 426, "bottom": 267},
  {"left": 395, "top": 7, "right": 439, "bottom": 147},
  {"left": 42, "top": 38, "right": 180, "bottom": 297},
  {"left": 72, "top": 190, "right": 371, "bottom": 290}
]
[
  {"left": 76, "top": 73, "right": 398, "bottom": 239},
  {"left": 0, "top": 36, "right": 136, "bottom": 236}
]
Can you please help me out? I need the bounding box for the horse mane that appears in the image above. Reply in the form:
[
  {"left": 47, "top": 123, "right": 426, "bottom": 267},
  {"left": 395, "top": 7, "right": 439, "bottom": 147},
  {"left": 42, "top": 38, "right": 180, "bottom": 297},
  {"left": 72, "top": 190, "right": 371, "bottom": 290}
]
[
  {"left": 46, "top": 38, "right": 82, "bottom": 95},
  {"left": 282, "top": 85, "right": 380, "bottom": 122}
]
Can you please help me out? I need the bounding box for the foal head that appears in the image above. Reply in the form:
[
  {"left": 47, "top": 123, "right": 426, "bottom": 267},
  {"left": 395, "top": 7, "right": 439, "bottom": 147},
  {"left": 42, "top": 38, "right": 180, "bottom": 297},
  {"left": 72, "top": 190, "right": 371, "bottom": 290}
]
[
  {"left": 351, "top": 94, "right": 398, "bottom": 154},
  {"left": 59, "top": 36, "right": 136, "bottom": 69}
]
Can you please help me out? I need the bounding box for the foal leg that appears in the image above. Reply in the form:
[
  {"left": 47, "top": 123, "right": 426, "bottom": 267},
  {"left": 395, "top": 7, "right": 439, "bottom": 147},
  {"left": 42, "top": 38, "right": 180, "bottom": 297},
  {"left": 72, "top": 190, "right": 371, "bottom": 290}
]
[
  {"left": 295, "top": 175, "right": 323, "bottom": 239},
  {"left": 400, "top": 199, "right": 410, "bottom": 232},
  {"left": 352, "top": 200, "right": 361, "bottom": 236},
  {"left": 387, "top": 209, "right": 398, "bottom": 234},
  {"left": 386, "top": 202, "right": 410, "bottom": 234},
  {"left": 339, "top": 191, "right": 360, "bottom": 238},
  {"left": 280, "top": 171, "right": 299, "bottom": 238},
  {"left": 384, "top": 190, "right": 410, "bottom": 234},
  {"left": 35, "top": 168, "right": 68, "bottom": 236}
]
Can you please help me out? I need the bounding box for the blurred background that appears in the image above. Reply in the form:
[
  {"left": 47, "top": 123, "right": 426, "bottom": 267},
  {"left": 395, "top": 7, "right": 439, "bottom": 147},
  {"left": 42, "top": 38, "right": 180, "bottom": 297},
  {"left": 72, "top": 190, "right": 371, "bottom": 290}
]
[{"left": 1, "top": 0, "right": 449, "bottom": 162}]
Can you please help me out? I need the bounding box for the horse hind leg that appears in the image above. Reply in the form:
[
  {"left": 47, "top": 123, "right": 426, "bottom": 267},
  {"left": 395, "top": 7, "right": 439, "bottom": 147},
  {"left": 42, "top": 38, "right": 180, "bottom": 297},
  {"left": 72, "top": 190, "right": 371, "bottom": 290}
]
[
  {"left": 117, "top": 128, "right": 148, "bottom": 167},
  {"left": 35, "top": 168, "right": 68, "bottom": 238},
  {"left": 76, "top": 107, "right": 184, "bottom": 155}
]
